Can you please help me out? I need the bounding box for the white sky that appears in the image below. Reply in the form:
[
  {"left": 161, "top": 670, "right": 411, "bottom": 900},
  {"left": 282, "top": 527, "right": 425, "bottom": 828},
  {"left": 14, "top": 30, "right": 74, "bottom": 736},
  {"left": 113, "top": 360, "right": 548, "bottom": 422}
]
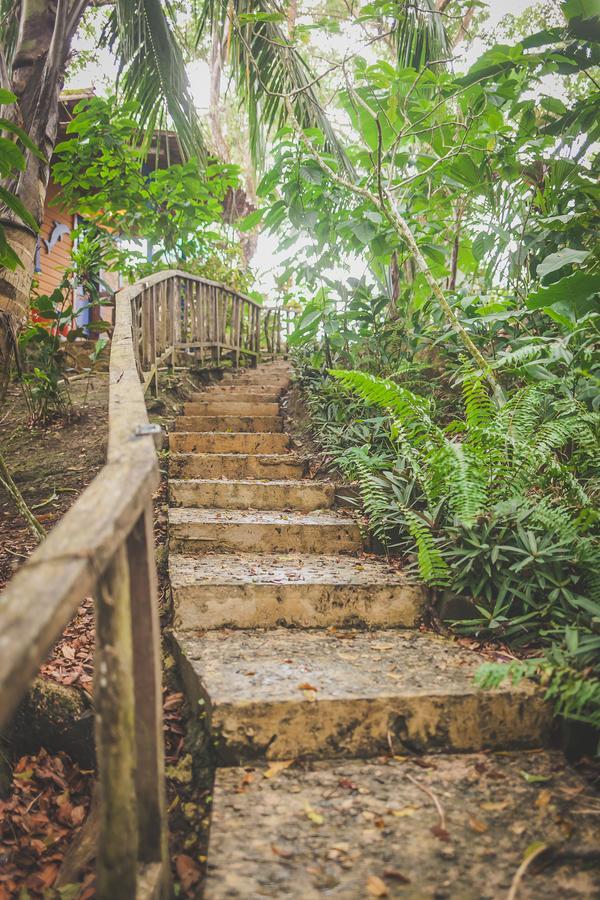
[{"left": 67, "top": 1, "right": 554, "bottom": 295}]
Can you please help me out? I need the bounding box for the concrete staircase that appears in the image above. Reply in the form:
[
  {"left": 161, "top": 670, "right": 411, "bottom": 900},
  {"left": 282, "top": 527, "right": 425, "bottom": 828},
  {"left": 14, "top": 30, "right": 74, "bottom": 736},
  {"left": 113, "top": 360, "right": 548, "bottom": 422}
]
[{"left": 167, "top": 362, "right": 597, "bottom": 899}]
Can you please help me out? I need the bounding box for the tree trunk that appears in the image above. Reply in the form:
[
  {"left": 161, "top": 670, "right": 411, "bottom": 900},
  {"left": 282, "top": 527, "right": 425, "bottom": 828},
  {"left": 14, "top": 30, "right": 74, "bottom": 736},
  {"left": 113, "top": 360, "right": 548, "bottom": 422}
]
[
  {"left": 0, "top": 1, "right": 88, "bottom": 384},
  {"left": 209, "top": 24, "right": 230, "bottom": 163}
]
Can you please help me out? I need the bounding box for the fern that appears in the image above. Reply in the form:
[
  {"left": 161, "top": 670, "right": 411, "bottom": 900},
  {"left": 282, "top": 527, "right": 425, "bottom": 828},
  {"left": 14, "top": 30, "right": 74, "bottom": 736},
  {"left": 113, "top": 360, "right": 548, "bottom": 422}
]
[
  {"left": 401, "top": 506, "right": 449, "bottom": 586},
  {"left": 329, "top": 369, "right": 440, "bottom": 450}
]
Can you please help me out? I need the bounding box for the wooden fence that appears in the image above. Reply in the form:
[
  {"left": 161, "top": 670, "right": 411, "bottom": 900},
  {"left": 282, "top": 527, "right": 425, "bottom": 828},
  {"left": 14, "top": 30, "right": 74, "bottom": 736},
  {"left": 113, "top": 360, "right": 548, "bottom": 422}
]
[
  {"left": 0, "top": 270, "right": 270, "bottom": 899},
  {"left": 131, "top": 270, "right": 262, "bottom": 395}
]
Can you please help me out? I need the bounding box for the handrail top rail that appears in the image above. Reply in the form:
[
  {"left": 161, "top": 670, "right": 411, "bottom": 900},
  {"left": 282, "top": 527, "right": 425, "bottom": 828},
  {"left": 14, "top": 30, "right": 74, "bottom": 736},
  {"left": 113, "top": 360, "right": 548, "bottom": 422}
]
[
  {"left": 119, "top": 269, "right": 262, "bottom": 311},
  {"left": 0, "top": 275, "right": 159, "bottom": 729}
]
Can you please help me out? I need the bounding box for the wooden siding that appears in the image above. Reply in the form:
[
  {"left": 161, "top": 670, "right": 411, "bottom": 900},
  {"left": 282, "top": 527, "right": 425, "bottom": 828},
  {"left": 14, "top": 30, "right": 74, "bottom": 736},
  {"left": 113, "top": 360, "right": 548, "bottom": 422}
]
[{"left": 36, "top": 180, "right": 74, "bottom": 299}]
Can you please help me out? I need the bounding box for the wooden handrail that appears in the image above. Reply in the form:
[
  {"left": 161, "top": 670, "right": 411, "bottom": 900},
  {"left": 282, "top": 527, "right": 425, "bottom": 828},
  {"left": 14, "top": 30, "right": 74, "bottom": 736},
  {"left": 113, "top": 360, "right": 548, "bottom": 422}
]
[{"left": 0, "top": 270, "right": 283, "bottom": 898}]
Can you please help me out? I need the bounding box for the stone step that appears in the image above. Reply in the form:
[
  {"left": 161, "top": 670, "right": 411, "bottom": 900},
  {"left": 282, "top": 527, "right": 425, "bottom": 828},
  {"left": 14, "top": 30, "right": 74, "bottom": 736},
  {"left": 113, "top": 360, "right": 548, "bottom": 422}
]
[
  {"left": 183, "top": 401, "right": 280, "bottom": 417},
  {"left": 169, "top": 509, "right": 362, "bottom": 554},
  {"left": 170, "top": 452, "right": 306, "bottom": 480},
  {"left": 169, "top": 432, "right": 290, "bottom": 455},
  {"left": 192, "top": 389, "right": 283, "bottom": 403},
  {"left": 203, "top": 383, "right": 286, "bottom": 392},
  {"left": 175, "top": 629, "right": 551, "bottom": 763},
  {"left": 174, "top": 416, "right": 283, "bottom": 433},
  {"left": 203, "top": 751, "right": 598, "bottom": 900},
  {"left": 220, "top": 375, "right": 290, "bottom": 386},
  {"left": 169, "top": 479, "right": 334, "bottom": 511},
  {"left": 170, "top": 552, "right": 423, "bottom": 629}
]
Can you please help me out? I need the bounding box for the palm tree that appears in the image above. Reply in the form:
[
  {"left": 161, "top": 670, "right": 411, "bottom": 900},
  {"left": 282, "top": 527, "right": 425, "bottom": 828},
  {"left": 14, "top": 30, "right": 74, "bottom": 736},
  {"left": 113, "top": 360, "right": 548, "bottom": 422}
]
[
  {"left": 0, "top": 0, "right": 449, "bottom": 382},
  {"left": 0, "top": 0, "right": 206, "bottom": 381}
]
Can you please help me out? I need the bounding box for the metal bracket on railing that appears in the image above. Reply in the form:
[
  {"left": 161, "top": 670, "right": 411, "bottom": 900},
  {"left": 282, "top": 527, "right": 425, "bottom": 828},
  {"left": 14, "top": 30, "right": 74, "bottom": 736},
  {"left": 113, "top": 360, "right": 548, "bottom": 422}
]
[{"left": 134, "top": 423, "right": 163, "bottom": 449}]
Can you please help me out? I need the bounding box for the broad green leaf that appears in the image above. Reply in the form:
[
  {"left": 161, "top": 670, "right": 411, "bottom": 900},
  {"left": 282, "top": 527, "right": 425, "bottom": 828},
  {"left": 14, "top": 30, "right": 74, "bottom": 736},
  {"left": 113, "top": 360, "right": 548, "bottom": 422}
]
[
  {"left": 526, "top": 270, "right": 600, "bottom": 315},
  {"left": 537, "top": 248, "right": 589, "bottom": 278}
]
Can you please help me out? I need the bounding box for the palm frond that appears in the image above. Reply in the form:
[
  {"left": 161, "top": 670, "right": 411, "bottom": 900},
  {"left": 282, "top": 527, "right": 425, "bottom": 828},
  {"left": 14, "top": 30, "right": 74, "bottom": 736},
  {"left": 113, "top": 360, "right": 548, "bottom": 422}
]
[
  {"left": 196, "top": 0, "right": 352, "bottom": 172},
  {"left": 362, "top": 0, "right": 450, "bottom": 70},
  {"left": 103, "top": 0, "right": 206, "bottom": 162},
  {"left": 391, "top": 0, "right": 450, "bottom": 69}
]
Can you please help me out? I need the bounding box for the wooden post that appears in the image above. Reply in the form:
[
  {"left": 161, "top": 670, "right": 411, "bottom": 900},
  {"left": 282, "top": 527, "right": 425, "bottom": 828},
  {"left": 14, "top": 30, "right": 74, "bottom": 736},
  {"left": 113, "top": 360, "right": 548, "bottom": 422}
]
[
  {"left": 198, "top": 282, "right": 205, "bottom": 365},
  {"left": 148, "top": 286, "right": 158, "bottom": 398},
  {"left": 233, "top": 296, "right": 241, "bottom": 368},
  {"left": 94, "top": 543, "right": 138, "bottom": 900},
  {"left": 253, "top": 305, "right": 260, "bottom": 367},
  {"left": 126, "top": 505, "right": 171, "bottom": 895}
]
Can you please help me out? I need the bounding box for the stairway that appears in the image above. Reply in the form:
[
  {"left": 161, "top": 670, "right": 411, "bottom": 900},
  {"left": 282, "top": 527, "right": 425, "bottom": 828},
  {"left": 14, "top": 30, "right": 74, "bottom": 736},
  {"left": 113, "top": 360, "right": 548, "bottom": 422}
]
[{"left": 168, "top": 362, "right": 598, "bottom": 899}]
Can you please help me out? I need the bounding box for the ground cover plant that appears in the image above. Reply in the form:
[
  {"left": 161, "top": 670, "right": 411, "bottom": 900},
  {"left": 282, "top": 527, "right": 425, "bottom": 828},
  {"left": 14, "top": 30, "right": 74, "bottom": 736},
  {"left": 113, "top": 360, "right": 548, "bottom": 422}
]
[{"left": 258, "top": 4, "right": 600, "bottom": 737}]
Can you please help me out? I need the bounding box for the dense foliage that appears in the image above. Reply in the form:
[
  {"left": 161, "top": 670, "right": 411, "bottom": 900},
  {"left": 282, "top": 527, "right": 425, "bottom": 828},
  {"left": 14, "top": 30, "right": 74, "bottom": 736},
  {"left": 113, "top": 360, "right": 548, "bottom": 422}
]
[
  {"left": 52, "top": 97, "right": 252, "bottom": 290},
  {"left": 258, "top": 10, "right": 600, "bottom": 733}
]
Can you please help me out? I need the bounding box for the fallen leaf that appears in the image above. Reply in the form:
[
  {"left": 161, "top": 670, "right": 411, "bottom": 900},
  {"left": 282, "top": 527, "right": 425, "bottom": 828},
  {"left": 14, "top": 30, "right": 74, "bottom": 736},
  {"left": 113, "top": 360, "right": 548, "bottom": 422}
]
[
  {"left": 384, "top": 869, "right": 411, "bottom": 884},
  {"left": 302, "top": 690, "right": 317, "bottom": 702},
  {"left": 468, "top": 816, "right": 488, "bottom": 833},
  {"left": 391, "top": 805, "right": 419, "bottom": 817},
  {"left": 297, "top": 682, "right": 318, "bottom": 692},
  {"left": 536, "top": 789, "right": 552, "bottom": 809},
  {"left": 338, "top": 778, "right": 358, "bottom": 790},
  {"left": 271, "top": 844, "right": 294, "bottom": 858},
  {"left": 366, "top": 874, "right": 389, "bottom": 897},
  {"left": 304, "top": 802, "right": 324, "bottom": 825},
  {"left": 175, "top": 854, "right": 201, "bottom": 891},
  {"left": 480, "top": 801, "right": 510, "bottom": 811},
  {"left": 520, "top": 770, "right": 551, "bottom": 784},
  {"left": 431, "top": 825, "right": 451, "bottom": 842},
  {"left": 264, "top": 760, "right": 294, "bottom": 779}
]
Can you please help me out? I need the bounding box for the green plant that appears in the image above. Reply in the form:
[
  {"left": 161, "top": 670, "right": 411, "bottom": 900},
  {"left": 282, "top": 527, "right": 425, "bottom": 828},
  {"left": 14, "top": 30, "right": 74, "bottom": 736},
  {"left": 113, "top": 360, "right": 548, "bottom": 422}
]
[{"left": 19, "top": 278, "right": 110, "bottom": 423}]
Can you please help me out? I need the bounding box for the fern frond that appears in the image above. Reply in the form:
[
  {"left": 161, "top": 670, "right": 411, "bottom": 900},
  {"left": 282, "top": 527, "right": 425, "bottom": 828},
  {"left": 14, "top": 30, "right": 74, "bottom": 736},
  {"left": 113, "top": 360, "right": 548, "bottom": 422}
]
[
  {"left": 429, "top": 441, "right": 488, "bottom": 527},
  {"left": 462, "top": 372, "right": 496, "bottom": 432},
  {"left": 330, "top": 369, "right": 440, "bottom": 450},
  {"left": 400, "top": 506, "right": 449, "bottom": 586}
]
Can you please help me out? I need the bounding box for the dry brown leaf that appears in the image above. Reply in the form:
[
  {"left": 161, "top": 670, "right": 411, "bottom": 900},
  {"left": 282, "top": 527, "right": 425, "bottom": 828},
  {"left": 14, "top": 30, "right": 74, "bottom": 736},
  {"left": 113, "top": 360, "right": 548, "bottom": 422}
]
[
  {"left": 391, "top": 805, "right": 419, "bottom": 817},
  {"left": 481, "top": 800, "right": 510, "bottom": 811},
  {"left": 366, "top": 874, "right": 389, "bottom": 897},
  {"left": 468, "top": 816, "right": 488, "bottom": 833},
  {"left": 175, "top": 854, "right": 201, "bottom": 891},
  {"left": 264, "top": 760, "right": 294, "bottom": 779},
  {"left": 536, "top": 789, "right": 552, "bottom": 809}
]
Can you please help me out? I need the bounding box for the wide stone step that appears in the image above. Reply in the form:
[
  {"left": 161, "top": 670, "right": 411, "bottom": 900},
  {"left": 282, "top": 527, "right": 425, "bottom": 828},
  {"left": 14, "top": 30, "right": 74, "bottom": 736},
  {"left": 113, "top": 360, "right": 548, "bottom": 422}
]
[
  {"left": 170, "top": 552, "right": 424, "bottom": 629},
  {"left": 169, "top": 479, "right": 334, "bottom": 511},
  {"left": 175, "top": 629, "right": 551, "bottom": 763},
  {"left": 174, "top": 416, "right": 283, "bottom": 433},
  {"left": 183, "top": 401, "right": 280, "bottom": 417},
  {"left": 220, "top": 376, "right": 290, "bottom": 387},
  {"left": 169, "top": 509, "right": 362, "bottom": 554},
  {"left": 203, "top": 751, "right": 598, "bottom": 900},
  {"left": 191, "top": 390, "right": 283, "bottom": 403},
  {"left": 170, "top": 452, "right": 306, "bottom": 480},
  {"left": 169, "top": 432, "right": 290, "bottom": 455}
]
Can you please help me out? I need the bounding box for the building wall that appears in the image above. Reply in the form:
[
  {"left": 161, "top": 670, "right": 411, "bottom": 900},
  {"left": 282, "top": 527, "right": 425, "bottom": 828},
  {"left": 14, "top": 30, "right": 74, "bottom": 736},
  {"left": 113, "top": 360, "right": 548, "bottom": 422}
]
[
  {"left": 36, "top": 180, "right": 74, "bottom": 298},
  {"left": 36, "top": 179, "right": 117, "bottom": 330}
]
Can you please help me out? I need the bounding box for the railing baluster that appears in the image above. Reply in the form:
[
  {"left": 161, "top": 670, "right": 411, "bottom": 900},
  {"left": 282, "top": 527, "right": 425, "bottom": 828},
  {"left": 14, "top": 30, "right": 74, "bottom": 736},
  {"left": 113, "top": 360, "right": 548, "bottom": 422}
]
[
  {"left": 127, "top": 505, "right": 170, "bottom": 893},
  {"left": 95, "top": 543, "right": 138, "bottom": 900}
]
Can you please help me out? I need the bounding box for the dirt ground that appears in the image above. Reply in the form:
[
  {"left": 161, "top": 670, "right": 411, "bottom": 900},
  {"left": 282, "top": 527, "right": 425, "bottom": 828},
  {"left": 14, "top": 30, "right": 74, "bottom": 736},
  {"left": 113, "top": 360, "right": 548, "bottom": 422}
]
[
  {"left": 0, "top": 376, "right": 109, "bottom": 592},
  {"left": 0, "top": 364, "right": 227, "bottom": 899}
]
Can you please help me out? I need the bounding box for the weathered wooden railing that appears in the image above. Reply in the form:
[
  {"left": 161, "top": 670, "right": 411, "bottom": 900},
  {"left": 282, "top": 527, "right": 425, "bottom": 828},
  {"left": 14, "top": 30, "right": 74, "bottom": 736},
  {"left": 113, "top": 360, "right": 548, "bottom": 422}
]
[
  {"left": 0, "top": 269, "right": 280, "bottom": 898},
  {"left": 132, "top": 270, "right": 262, "bottom": 394},
  {"left": 260, "top": 304, "right": 294, "bottom": 359}
]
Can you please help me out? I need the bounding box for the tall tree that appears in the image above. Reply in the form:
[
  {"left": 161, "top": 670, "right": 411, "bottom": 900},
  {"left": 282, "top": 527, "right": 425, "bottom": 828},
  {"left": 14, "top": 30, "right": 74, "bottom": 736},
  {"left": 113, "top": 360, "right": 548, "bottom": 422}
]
[{"left": 0, "top": 0, "right": 203, "bottom": 383}]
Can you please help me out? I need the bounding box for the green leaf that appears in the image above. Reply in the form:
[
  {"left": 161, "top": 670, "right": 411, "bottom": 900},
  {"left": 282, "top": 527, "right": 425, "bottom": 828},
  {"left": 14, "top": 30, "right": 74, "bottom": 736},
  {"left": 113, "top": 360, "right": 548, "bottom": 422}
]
[
  {"left": 526, "top": 270, "right": 600, "bottom": 315},
  {"left": 537, "top": 248, "right": 589, "bottom": 278},
  {"left": 0, "top": 185, "right": 38, "bottom": 231},
  {"left": 237, "top": 208, "right": 264, "bottom": 232}
]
